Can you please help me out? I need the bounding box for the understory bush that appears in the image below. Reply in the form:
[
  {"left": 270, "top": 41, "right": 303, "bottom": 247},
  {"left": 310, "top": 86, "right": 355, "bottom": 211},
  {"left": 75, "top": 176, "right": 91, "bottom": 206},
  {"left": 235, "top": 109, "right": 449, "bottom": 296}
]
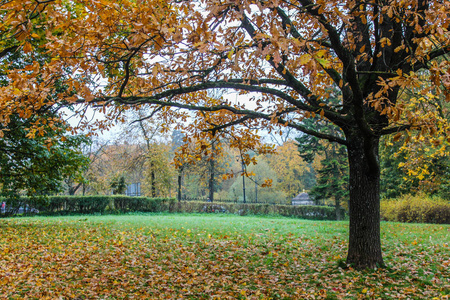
[
  {"left": 168, "top": 201, "right": 341, "bottom": 220},
  {"left": 381, "top": 194, "right": 450, "bottom": 224},
  {"left": 0, "top": 196, "right": 342, "bottom": 220}
]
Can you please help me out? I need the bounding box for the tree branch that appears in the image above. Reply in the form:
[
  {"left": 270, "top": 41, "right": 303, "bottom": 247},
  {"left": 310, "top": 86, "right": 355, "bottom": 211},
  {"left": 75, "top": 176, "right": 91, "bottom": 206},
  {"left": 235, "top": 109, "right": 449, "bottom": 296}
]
[
  {"left": 297, "top": 0, "right": 374, "bottom": 138},
  {"left": 0, "top": 46, "right": 19, "bottom": 59},
  {"left": 413, "top": 45, "right": 450, "bottom": 70},
  {"left": 380, "top": 125, "right": 412, "bottom": 136},
  {"left": 94, "top": 93, "right": 348, "bottom": 145}
]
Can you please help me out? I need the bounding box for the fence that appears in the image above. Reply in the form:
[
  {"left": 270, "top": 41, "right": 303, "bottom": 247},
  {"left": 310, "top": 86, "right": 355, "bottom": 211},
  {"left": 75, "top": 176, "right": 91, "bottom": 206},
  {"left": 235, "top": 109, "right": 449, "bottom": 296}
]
[
  {"left": 0, "top": 196, "right": 345, "bottom": 220},
  {"left": 180, "top": 197, "right": 337, "bottom": 207},
  {"left": 182, "top": 197, "right": 290, "bottom": 206}
]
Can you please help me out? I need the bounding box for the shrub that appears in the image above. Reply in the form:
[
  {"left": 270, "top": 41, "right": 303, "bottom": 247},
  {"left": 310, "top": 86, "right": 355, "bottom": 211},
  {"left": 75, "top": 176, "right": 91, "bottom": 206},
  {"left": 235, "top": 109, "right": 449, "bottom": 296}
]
[
  {"left": 0, "top": 196, "right": 45, "bottom": 216},
  {"left": 0, "top": 196, "right": 176, "bottom": 215},
  {"left": 381, "top": 194, "right": 450, "bottom": 224},
  {"left": 112, "top": 196, "right": 175, "bottom": 212},
  {"left": 168, "top": 201, "right": 339, "bottom": 220},
  {"left": 1, "top": 195, "right": 342, "bottom": 220},
  {"left": 41, "top": 196, "right": 110, "bottom": 214}
]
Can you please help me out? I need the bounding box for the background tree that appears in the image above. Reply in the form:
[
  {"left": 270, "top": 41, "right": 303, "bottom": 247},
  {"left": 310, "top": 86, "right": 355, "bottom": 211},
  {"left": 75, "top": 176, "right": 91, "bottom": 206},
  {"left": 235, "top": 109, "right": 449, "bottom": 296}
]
[
  {"left": 122, "top": 110, "right": 176, "bottom": 197},
  {"left": 378, "top": 63, "right": 450, "bottom": 199},
  {"left": 297, "top": 118, "right": 349, "bottom": 220},
  {"left": 82, "top": 137, "right": 175, "bottom": 197},
  {"left": 171, "top": 130, "right": 186, "bottom": 201},
  {"left": 0, "top": 14, "right": 89, "bottom": 201},
  {"left": 82, "top": 142, "right": 139, "bottom": 194},
  {"left": 379, "top": 136, "right": 415, "bottom": 199},
  {"left": 173, "top": 135, "right": 231, "bottom": 200},
  {"left": 3, "top": 0, "right": 450, "bottom": 269},
  {"left": 0, "top": 114, "right": 89, "bottom": 200},
  {"left": 142, "top": 143, "right": 175, "bottom": 197},
  {"left": 228, "top": 156, "right": 284, "bottom": 203},
  {"left": 266, "top": 140, "right": 315, "bottom": 198},
  {"left": 110, "top": 174, "right": 127, "bottom": 195}
]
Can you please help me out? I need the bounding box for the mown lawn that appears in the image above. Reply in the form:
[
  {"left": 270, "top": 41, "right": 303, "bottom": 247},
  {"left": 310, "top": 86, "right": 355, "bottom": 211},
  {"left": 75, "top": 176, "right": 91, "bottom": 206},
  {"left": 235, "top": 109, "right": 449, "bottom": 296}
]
[{"left": 0, "top": 213, "right": 448, "bottom": 299}]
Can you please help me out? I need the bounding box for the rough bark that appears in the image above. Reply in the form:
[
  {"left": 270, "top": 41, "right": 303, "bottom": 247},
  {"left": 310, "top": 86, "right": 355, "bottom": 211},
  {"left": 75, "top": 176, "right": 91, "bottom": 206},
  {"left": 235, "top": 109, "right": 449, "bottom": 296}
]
[
  {"left": 331, "top": 143, "right": 343, "bottom": 221},
  {"left": 335, "top": 197, "right": 342, "bottom": 221},
  {"left": 177, "top": 168, "right": 183, "bottom": 202},
  {"left": 208, "top": 142, "right": 215, "bottom": 202},
  {"left": 346, "top": 134, "right": 384, "bottom": 269},
  {"left": 150, "top": 162, "right": 156, "bottom": 197}
]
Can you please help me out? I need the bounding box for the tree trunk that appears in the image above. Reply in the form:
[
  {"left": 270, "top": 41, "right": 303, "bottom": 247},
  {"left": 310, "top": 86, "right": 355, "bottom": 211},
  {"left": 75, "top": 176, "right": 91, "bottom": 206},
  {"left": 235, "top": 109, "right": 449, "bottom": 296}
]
[
  {"left": 177, "top": 168, "right": 183, "bottom": 202},
  {"left": 208, "top": 142, "right": 215, "bottom": 202},
  {"left": 150, "top": 162, "right": 156, "bottom": 197},
  {"left": 346, "top": 134, "right": 384, "bottom": 269},
  {"left": 255, "top": 181, "right": 258, "bottom": 203},
  {"left": 335, "top": 196, "right": 342, "bottom": 221},
  {"left": 69, "top": 182, "right": 82, "bottom": 196},
  {"left": 332, "top": 151, "right": 342, "bottom": 221}
]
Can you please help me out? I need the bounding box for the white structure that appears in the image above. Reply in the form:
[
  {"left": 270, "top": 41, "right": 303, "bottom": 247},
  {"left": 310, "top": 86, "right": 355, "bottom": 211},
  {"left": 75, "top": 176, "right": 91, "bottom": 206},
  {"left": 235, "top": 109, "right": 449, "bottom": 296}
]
[
  {"left": 291, "top": 192, "right": 314, "bottom": 205},
  {"left": 125, "top": 183, "right": 141, "bottom": 196}
]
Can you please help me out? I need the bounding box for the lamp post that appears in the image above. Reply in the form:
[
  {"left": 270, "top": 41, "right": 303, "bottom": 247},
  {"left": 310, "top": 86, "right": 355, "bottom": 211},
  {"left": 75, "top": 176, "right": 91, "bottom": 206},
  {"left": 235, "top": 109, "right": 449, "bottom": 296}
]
[
  {"left": 241, "top": 160, "right": 246, "bottom": 204},
  {"left": 255, "top": 180, "right": 258, "bottom": 203}
]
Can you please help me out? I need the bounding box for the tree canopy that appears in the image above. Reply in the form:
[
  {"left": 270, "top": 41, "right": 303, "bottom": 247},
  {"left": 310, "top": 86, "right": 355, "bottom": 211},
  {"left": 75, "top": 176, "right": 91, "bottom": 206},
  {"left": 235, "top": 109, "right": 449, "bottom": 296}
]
[
  {"left": 1, "top": 0, "right": 449, "bottom": 269},
  {"left": 0, "top": 114, "right": 89, "bottom": 200}
]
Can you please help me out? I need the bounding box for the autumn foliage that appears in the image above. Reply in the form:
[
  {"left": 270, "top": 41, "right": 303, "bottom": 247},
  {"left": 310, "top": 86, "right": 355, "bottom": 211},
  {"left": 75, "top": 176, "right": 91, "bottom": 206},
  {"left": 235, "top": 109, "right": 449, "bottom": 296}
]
[
  {"left": 381, "top": 194, "right": 450, "bottom": 224},
  {"left": 2, "top": 0, "right": 449, "bottom": 142},
  {"left": 0, "top": 215, "right": 448, "bottom": 298},
  {"left": 2, "top": 0, "right": 450, "bottom": 268}
]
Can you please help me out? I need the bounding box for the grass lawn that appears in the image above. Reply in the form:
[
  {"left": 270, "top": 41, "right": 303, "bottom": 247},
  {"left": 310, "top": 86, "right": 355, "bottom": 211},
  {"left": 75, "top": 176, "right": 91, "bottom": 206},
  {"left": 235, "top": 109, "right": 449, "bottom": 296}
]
[{"left": 0, "top": 213, "right": 448, "bottom": 299}]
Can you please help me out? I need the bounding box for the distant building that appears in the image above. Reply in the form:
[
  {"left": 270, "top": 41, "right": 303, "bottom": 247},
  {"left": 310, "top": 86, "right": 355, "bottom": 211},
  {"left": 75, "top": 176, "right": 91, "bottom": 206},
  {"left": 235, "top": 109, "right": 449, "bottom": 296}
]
[
  {"left": 125, "top": 182, "right": 141, "bottom": 196},
  {"left": 291, "top": 192, "right": 314, "bottom": 205}
]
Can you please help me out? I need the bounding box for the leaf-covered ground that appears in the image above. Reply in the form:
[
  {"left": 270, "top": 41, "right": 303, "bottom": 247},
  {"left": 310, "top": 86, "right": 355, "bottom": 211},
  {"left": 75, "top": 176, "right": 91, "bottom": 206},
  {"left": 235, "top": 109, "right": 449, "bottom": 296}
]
[{"left": 0, "top": 214, "right": 448, "bottom": 299}]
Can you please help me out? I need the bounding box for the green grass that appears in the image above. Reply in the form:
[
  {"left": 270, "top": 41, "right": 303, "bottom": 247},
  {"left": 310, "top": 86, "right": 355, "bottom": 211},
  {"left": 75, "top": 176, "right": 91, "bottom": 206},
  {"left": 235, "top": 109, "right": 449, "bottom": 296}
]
[{"left": 0, "top": 213, "right": 449, "bottom": 299}]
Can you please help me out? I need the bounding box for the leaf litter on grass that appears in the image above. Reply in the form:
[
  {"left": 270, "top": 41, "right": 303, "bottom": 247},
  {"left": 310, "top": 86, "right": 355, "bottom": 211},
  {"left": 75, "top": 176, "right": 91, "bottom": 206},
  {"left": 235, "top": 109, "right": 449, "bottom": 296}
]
[{"left": 0, "top": 215, "right": 448, "bottom": 299}]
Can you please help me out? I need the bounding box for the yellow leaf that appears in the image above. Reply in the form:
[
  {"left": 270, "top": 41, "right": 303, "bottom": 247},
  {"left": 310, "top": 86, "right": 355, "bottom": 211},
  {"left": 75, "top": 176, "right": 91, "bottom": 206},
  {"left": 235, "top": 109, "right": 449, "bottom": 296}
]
[
  {"left": 316, "top": 57, "right": 331, "bottom": 68},
  {"left": 299, "top": 53, "right": 311, "bottom": 65},
  {"left": 23, "top": 42, "right": 32, "bottom": 53},
  {"left": 394, "top": 45, "right": 404, "bottom": 53},
  {"left": 359, "top": 45, "right": 366, "bottom": 53},
  {"left": 227, "top": 49, "right": 234, "bottom": 60},
  {"left": 380, "top": 37, "right": 391, "bottom": 47},
  {"left": 316, "top": 49, "right": 327, "bottom": 57}
]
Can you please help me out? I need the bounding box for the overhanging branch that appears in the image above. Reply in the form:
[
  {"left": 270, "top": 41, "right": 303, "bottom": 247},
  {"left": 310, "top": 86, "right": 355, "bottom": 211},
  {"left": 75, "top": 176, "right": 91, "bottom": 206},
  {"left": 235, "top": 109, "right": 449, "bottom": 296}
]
[
  {"left": 92, "top": 93, "right": 348, "bottom": 145},
  {"left": 380, "top": 125, "right": 412, "bottom": 136}
]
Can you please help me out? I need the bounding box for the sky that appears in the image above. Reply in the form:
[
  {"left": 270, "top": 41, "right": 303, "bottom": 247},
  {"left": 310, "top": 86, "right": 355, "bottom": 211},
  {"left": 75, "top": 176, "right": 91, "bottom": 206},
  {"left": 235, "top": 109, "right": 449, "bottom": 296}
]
[{"left": 62, "top": 91, "right": 299, "bottom": 145}]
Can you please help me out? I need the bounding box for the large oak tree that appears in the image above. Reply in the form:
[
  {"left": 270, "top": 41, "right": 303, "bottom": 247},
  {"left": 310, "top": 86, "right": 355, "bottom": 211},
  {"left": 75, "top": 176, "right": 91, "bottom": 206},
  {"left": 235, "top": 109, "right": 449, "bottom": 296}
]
[{"left": 1, "top": 0, "right": 449, "bottom": 268}]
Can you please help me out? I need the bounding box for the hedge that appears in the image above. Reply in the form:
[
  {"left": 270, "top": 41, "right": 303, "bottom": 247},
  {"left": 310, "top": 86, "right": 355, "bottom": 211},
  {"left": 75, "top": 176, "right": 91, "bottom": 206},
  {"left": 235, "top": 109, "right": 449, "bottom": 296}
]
[
  {"left": 0, "top": 196, "right": 342, "bottom": 220},
  {"left": 381, "top": 194, "right": 450, "bottom": 224},
  {"left": 165, "top": 201, "right": 341, "bottom": 220}
]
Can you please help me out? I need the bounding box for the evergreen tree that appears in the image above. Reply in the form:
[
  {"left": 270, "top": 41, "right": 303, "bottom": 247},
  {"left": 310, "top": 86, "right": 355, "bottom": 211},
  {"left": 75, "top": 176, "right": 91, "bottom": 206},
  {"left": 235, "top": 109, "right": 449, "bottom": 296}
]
[
  {"left": 0, "top": 24, "right": 89, "bottom": 202},
  {"left": 297, "top": 118, "right": 349, "bottom": 220},
  {"left": 0, "top": 114, "right": 89, "bottom": 200},
  {"left": 379, "top": 137, "right": 413, "bottom": 199}
]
